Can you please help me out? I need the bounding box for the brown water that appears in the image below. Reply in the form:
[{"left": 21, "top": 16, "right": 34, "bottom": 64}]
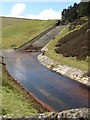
[{"left": 3, "top": 51, "right": 90, "bottom": 112}]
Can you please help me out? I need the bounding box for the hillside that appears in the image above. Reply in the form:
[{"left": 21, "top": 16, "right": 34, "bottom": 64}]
[
  {"left": 45, "top": 17, "right": 88, "bottom": 70},
  {"left": 1, "top": 64, "right": 47, "bottom": 118},
  {"left": 55, "top": 23, "right": 88, "bottom": 61},
  {"left": 2, "top": 17, "right": 56, "bottom": 49}
]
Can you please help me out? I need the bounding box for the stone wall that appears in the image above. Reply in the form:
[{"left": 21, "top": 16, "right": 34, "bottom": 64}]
[
  {"left": 38, "top": 53, "right": 89, "bottom": 87},
  {"left": 1, "top": 108, "right": 89, "bottom": 120}
]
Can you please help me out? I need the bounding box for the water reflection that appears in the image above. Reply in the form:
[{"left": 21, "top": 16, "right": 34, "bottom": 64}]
[
  {"left": 14, "top": 56, "right": 26, "bottom": 81},
  {"left": 3, "top": 51, "right": 90, "bottom": 112}
]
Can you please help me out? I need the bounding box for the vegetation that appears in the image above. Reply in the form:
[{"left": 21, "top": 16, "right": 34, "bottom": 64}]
[
  {"left": 1, "top": 2, "right": 90, "bottom": 117},
  {"left": 46, "top": 18, "right": 88, "bottom": 70},
  {"left": 1, "top": 64, "right": 47, "bottom": 118},
  {"left": 2, "top": 17, "right": 56, "bottom": 49},
  {"left": 62, "top": 2, "right": 90, "bottom": 22},
  {"left": 55, "top": 23, "right": 88, "bottom": 60},
  {"left": 45, "top": 1, "right": 90, "bottom": 71}
]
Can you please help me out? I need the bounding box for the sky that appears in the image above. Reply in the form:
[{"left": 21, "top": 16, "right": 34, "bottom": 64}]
[{"left": 0, "top": 1, "right": 81, "bottom": 20}]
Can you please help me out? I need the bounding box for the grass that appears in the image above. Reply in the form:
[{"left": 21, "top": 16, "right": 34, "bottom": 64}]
[
  {"left": 46, "top": 22, "right": 88, "bottom": 71},
  {"left": 1, "top": 64, "right": 47, "bottom": 118},
  {"left": 2, "top": 82, "right": 38, "bottom": 117},
  {"left": 0, "top": 65, "right": 2, "bottom": 117},
  {"left": 2, "top": 17, "right": 56, "bottom": 49}
]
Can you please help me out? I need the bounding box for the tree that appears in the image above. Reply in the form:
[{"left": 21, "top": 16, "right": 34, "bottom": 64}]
[
  {"left": 62, "top": 2, "right": 89, "bottom": 23},
  {"left": 78, "top": 2, "right": 88, "bottom": 17}
]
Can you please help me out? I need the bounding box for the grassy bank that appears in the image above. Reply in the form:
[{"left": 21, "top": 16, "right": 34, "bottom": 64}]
[
  {"left": 46, "top": 18, "right": 88, "bottom": 71},
  {"left": 1, "top": 64, "right": 47, "bottom": 118},
  {"left": 2, "top": 17, "right": 56, "bottom": 49}
]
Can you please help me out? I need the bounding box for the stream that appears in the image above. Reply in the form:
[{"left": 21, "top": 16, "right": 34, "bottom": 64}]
[{"left": 3, "top": 51, "right": 90, "bottom": 112}]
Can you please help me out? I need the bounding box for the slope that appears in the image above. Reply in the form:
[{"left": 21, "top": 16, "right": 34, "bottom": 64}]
[
  {"left": 2, "top": 17, "right": 56, "bottom": 49},
  {"left": 45, "top": 17, "right": 88, "bottom": 70}
]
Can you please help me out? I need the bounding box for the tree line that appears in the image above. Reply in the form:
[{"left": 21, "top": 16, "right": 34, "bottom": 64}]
[{"left": 62, "top": 2, "right": 90, "bottom": 23}]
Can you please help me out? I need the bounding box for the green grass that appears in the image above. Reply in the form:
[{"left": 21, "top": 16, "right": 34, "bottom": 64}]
[
  {"left": 2, "top": 65, "right": 47, "bottom": 118},
  {"left": 0, "top": 59, "right": 2, "bottom": 116},
  {"left": 2, "top": 82, "right": 38, "bottom": 117},
  {"left": 46, "top": 22, "right": 88, "bottom": 71},
  {"left": 2, "top": 17, "right": 56, "bottom": 49}
]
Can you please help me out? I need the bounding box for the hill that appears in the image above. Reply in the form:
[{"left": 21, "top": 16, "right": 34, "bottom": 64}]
[
  {"left": 45, "top": 17, "right": 88, "bottom": 70},
  {"left": 55, "top": 22, "right": 88, "bottom": 61},
  {"left": 2, "top": 17, "right": 56, "bottom": 49}
]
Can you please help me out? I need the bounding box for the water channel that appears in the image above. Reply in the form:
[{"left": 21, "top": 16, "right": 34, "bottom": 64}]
[{"left": 3, "top": 51, "right": 90, "bottom": 112}]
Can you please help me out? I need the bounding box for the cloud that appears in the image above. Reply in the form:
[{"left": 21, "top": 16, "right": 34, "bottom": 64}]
[
  {"left": 27, "top": 9, "right": 61, "bottom": 20},
  {"left": 8, "top": 3, "right": 26, "bottom": 18},
  {"left": 4, "top": 3, "right": 61, "bottom": 20}
]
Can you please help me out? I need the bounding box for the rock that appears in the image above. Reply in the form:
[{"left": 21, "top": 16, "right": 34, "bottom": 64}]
[
  {"left": 2, "top": 108, "right": 90, "bottom": 119},
  {"left": 38, "top": 53, "right": 90, "bottom": 87}
]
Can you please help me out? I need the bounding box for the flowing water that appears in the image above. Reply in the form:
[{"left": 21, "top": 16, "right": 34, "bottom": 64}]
[{"left": 3, "top": 51, "right": 90, "bottom": 112}]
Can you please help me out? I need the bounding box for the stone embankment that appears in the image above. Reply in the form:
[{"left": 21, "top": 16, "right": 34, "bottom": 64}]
[
  {"left": 2, "top": 108, "right": 89, "bottom": 119},
  {"left": 38, "top": 53, "right": 89, "bottom": 87},
  {"left": 27, "top": 108, "right": 89, "bottom": 119}
]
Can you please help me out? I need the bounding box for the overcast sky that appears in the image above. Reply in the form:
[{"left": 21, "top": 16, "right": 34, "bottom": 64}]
[{"left": 0, "top": 1, "right": 80, "bottom": 20}]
